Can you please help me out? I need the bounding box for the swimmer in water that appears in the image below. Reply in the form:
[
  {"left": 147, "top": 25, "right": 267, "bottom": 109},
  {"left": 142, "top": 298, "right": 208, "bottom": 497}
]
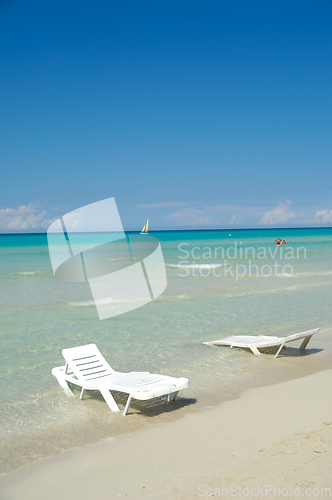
[
  {"left": 282, "top": 239, "right": 287, "bottom": 244},
  {"left": 275, "top": 238, "right": 282, "bottom": 247}
]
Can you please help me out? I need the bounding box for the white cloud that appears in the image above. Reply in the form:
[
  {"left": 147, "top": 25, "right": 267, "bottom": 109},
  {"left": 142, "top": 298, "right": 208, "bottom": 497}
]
[
  {"left": 167, "top": 207, "right": 209, "bottom": 226},
  {"left": 294, "top": 208, "right": 332, "bottom": 226},
  {"left": 137, "top": 201, "right": 189, "bottom": 209},
  {"left": 260, "top": 201, "right": 295, "bottom": 226},
  {"left": 167, "top": 204, "right": 253, "bottom": 227},
  {"left": 159, "top": 200, "right": 332, "bottom": 228},
  {"left": 0, "top": 203, "right": 56, "bottom": 231},
  {"left": 312, "top": 209, "right": 332, "bottom": 225},
  {"left": 229, "top": 216, "right": 245, "bottom": 226},
  {"left": 191, "top": 216, "right": 213, "bottom": 226}
]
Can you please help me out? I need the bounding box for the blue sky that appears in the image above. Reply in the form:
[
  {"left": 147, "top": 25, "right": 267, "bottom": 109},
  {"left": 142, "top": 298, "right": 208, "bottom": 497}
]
[{"left": 0, "top": 0, "right": 331, "bottom": 231}]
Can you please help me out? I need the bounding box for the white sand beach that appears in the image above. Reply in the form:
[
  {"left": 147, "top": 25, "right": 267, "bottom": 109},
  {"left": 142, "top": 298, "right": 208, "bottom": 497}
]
[{"left": 1, "top": 369, "right": 331, "bottom": 500}]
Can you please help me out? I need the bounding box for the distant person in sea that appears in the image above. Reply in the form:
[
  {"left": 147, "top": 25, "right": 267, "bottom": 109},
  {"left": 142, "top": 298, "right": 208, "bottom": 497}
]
[
  {"left": 275, "top": 238, "right": 282, "bottom": 247},
  {"left": 282, "top": 239, "right": 287, "bottom": 244}
]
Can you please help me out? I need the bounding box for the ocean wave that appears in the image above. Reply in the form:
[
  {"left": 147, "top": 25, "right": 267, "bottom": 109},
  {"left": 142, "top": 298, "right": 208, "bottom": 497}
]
[
  {"left": 68, "top": 296, "right": 144, "bottom": 307},
  {"left": 0, "top": 271, "right": 46, "bottom": 277},
  {"left": 227, "top": 281, "right": 332, "bottom": 298},
  {"left": 167, "top": 263, "right": 224, "bottom": 269},
  {"left": 227, "top": 286, "right": 298, "bottom": 298},
  {"left": 159, "top": 293, "right": 189, "bottom": 301},
  {"left": 291, "top": 271, "right": 332, "bottom": 277},
  {"left": 67, "top": 299, "right": 96, "bottom": 307},
  {"left": 18, "top": 272, "right": 39, "bottom": 275}
]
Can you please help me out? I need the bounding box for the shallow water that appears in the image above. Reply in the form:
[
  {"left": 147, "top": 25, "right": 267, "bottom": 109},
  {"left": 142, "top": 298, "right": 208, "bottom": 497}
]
[{"left": 1, "top": 228, "right": 332, "bottom": 474}]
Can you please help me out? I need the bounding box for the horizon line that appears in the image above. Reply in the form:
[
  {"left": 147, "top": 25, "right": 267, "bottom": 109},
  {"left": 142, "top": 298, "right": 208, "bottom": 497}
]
[{"left": 1, "top": 225, "right": 332, "bottom": 235}]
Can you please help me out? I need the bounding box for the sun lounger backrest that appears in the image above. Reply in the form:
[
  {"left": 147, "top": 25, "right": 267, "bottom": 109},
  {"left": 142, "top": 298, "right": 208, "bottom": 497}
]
[
  {"left": 62, "top": 343, "right": 115, "bottom": 381},
  {"left": 284, "top": 328, "right": 319, "bottom": 343}
]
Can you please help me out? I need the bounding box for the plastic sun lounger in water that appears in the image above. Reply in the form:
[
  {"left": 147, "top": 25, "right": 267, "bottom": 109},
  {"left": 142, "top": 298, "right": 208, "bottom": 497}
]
[
  {"left": 52, "top": 343, "right": 189, "bottom": 415},
  {"left": 203, "top": 328, "right": 320, "bottom": 358}
]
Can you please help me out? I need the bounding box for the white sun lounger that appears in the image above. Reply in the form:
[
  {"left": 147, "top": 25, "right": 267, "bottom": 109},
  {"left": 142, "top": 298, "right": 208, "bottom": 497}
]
[
  {"left": 203, "top": 328, "right": 319, "bottom": 358},
  {"left": 52, "top": 343, "right": 189, "bottom": 415}
]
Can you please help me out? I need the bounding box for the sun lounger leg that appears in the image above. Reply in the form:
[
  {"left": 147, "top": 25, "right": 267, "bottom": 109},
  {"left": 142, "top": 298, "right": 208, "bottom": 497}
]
[
  {"left": 274, "top": 343, "right": 285, "bottom": 358},
  {"left": 80, "top": 388, "right": 85, "bottom": 400},
  {"left": 170, "top": 391, "right": 179, "bottom": 401},
  {"left": 99, "top": 387, "right": 120, "bottom": 412},
  {"left": 299, "top": 335, "right": 313, "bottom": 351},
  {"left": 53, "top": 369, "right": 74, "bottom": 397},
  {"left": 123, "top": 395, "right": 132, "bottom": 416},
  {"left": 58, "top": 377, "right": 72, "bottom": 392},
  {"left": 249, "top": 344, "right": 261, "bottom": 356}
]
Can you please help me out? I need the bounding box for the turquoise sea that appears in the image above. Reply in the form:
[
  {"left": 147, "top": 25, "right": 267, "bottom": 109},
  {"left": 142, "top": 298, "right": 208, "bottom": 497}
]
[{"left": 1, "top": 228, "right": 332, "bottom": 474}]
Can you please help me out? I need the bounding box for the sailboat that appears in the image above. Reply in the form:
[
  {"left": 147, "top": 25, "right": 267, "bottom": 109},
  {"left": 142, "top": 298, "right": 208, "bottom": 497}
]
[{"left": 140, "top": 219, "right": 149, "bottom": 234}]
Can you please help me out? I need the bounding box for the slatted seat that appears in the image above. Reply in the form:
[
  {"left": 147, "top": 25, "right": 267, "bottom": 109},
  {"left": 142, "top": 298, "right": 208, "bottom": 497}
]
[
  {"left": 52, "top": 343, "right": 189, "bottom": 415},
  {"left": 203, "top": 328, "right": 319, "bottom": 358}
]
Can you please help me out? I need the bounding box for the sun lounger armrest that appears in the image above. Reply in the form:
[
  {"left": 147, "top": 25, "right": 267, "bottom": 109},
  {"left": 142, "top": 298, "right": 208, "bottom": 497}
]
[{"left": 203, "top": 342, "right": 217, "bottom": 348}]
